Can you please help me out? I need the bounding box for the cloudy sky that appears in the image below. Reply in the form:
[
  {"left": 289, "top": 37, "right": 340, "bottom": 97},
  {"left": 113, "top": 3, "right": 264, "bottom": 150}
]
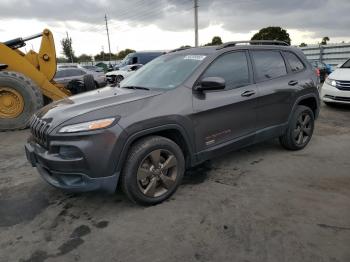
[{"left": 0, "top": 0, "right": 349, "bottom": 57}]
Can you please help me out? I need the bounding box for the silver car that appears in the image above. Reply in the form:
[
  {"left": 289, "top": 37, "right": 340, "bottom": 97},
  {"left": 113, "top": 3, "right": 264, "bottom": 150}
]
[{"left": 54, "top": 68, "right": 107, "bottom": 88}]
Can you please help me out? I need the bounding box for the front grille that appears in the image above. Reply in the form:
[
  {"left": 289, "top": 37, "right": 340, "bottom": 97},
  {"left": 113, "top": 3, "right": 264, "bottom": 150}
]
[
  {"left": 336, "top": 80, "right": 350, "bottom": 91},
  {"left": 29, "top": 115, "right": 51, "bottom": 147}
]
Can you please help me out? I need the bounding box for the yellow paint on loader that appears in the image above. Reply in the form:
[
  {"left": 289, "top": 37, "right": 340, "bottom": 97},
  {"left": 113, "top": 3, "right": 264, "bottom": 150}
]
[{"left": 0, "top": 29, "right": 71, "bottom": 130}]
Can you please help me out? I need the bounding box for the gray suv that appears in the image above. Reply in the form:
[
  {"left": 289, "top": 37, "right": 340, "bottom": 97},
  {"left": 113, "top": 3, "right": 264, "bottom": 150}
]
[{"left": 25, "top": 41, "right": 320, "bottom": 205}]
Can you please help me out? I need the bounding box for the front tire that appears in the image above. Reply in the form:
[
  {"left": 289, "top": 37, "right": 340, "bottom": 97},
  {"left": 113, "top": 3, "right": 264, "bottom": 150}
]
[
  {"left": 279, "top": 105, "right": 315, "bottom": 150},
  {"left": 115, "top": 75, "right": 124, "bottom": 84},
  {"left": 121, "top": 136, "right": 185, "bottom": 205}
]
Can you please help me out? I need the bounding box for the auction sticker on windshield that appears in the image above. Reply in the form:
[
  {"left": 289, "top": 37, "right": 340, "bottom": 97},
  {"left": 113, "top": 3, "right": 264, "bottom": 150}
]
[{"left": 184, "top": 55, "right": 206, "bottom": 61}]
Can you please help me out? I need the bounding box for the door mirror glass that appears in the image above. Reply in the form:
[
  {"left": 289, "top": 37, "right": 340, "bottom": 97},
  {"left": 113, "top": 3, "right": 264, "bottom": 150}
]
[{"left": 195, "top": 77, "right": 226, "bottom": 92}]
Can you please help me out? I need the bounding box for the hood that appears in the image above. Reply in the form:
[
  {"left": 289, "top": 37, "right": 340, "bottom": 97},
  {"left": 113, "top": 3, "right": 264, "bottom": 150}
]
[
  {"left": 36, "top": 86, "right": 161, "bottom": 127},
  {"left": 328, "top": 68, "right": 350, "bottom": 81}
]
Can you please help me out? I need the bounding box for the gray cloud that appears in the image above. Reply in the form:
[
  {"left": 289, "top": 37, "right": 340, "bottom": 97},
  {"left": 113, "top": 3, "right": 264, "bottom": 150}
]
[{"left": 0, "top": 0, "right": 349, "bottom": 40}]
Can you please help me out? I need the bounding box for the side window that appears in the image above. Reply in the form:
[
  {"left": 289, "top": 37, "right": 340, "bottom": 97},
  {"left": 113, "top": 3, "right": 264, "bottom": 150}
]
[
  {"left": 201, "top": 52, "right": 250, "bottom": 90},
  {"left": 284, "top": 52, "right": 305, "bottom": 72},
  {"left": 251, "top": 50, "right": 287, "bottom": 81},
  {"left": 64, "top": 69, "right": 77, "bottom": 77}
]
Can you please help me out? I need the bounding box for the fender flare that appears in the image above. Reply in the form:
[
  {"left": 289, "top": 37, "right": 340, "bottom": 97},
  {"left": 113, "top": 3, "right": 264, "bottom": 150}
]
[
  {"left": 288, "top": 93, "right": 320, "bottom": 122},
  {"left": 115, "top": 123, "right": 195, "bottom": 173}
]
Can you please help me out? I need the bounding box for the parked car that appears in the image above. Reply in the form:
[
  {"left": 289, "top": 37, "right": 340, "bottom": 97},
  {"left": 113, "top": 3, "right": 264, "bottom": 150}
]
[
  {"left": 115, "top": 51, "right": 165, "bottom": 69},
  {"left": 105, "top": 64, "right": 143, "bottom": 84},
  {"left": 54, "top": 68, "right": 106, "bottom": 90},
  {"left": 25, "top": 41, "right": 320, "bottom": 205},
  {"left": 81, "top": 65, "right": 104, "bottom": 73},
  {"left": 320, "top": 58, "right": 350, "bottom": 105},
  {"left": 311, "top": 61, "right": 328, "bottom": 82},
  {"left": 57, "top": 63, "right": 79, "bottom": 69}
]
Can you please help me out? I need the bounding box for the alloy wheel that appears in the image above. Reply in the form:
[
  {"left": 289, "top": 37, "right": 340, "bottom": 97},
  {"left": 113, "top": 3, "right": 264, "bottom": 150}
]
[
  {"left": 294, "top": 112, "right": 312, "bottom": 146},
  {"left": 136, "top": 149, "right": 178, "bottom": 198}
]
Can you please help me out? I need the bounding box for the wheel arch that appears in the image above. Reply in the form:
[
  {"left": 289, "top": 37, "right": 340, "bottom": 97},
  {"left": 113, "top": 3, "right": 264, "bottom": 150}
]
[
  {"left": 116, "top": 124, "right": 195, "bottom": 174},
  {"left": 289, "top": 93, "right": 320, "bottom": 122}
]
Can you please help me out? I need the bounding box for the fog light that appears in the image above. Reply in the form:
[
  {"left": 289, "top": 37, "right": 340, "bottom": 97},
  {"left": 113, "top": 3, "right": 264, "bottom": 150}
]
[{"left": 59, "top": 146, "right": 82, "bottom": 159}]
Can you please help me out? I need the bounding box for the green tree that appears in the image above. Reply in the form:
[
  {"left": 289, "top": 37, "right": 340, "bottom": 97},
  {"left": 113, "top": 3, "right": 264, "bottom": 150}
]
[
  {"left": 94, "top": 52, "right": 118, "bottom": 61},
  {"left": 251, "top": 26, "right": 291, "bottom": 45},
  {"left": 60, "top": 36, "right": 77, "bottom": 62},
  {"left": 204, "top": 36, "right": 223, "bottom": 46},
  {"left": 299, "top": 42, "right": 307, "bottom": 47},
  {"left": 117, "top": 49, "right": 136, "bottom": 60},
  {"left": 321, "top": 36, "right": 330, "bottom": 45},
  {"left": 78, "top": 54, "right": 92, "bottom": 63},
  {"left": 57, "top": 56, "right": 68, "bottom": 63},
  {"left": 179, "top": 45, "right": 192, "bottom": 49}
]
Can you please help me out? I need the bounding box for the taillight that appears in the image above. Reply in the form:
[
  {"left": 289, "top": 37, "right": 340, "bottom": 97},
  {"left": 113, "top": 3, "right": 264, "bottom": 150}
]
[{"left": 315, "top": 68, "right": 320, "bottom": 77}]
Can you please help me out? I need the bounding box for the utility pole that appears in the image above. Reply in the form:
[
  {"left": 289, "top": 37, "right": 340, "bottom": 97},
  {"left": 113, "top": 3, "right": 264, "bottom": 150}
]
[
  {"left": 104, "top": 14, "right": 112, "bottom": 64},
  {"left": 101, "top": 45, "right": 105, "bottom": 61},
  {"left": 66, "top": 31, "right": 74, "bottom": 63},
  {"left": 194, "top": 0, "right": 199, "bottom": 47}
]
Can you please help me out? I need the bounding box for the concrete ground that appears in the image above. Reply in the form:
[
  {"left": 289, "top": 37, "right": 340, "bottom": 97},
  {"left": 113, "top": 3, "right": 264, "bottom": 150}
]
[{"left": 0, "top": 104, "right": 349, "bottom": 262}]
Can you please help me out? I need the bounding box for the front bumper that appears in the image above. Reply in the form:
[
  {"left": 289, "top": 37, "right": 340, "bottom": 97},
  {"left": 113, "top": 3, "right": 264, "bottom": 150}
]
[
  {"left": 25, "top": 125, "right": 126, "bottom": 193},
  {"left": 320, "top": 82, "right": 350, "bottom": 104}
]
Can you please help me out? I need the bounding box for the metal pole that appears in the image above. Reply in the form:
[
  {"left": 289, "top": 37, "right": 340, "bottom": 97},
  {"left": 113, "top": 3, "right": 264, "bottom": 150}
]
[
  {"left": 105, "top": 14, "right": 112, "bottom": 64},
  {"left": 66, "top": 31, "right": 74, "bottom": 63},
  {"left": 194, "top": 0, "right": 199, "bottom": 47}
]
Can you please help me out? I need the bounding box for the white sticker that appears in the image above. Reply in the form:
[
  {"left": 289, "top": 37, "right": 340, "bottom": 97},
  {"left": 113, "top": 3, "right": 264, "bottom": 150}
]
[{"left": 184, "top": 55, "right": 206, "bottom": 61}]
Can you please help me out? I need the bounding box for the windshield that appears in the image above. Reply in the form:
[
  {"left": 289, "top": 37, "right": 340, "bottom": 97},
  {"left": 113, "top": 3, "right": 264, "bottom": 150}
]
[
  {"left": 341, "top": 59, "right": 350, "bottom": 68},
  {"left": 120, "top": 53, "right": 206, "bottom": 90},
  {"left": 118, "top": 53, "right": 133, "bottom": 67}
]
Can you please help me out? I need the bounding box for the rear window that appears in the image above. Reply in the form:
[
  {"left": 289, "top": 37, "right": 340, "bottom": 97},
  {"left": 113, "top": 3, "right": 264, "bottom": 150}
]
[
  {"left": 341, "top": 59, "right": 350, "bottom": 68},
  {"left": 284, "top": 52, "right": 305, "bottom": 72},
  {"left": 55, "top": 70, "right": 66, "bottom": 78},
  {"left": 251, "top": 50, "right": 287, "bottom": 81}
]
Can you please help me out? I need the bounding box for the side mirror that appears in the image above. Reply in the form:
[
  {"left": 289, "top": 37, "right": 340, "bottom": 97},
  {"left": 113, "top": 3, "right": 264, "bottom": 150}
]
[{"left": 195, "top": 77, "right": 226, "bottom": 92}]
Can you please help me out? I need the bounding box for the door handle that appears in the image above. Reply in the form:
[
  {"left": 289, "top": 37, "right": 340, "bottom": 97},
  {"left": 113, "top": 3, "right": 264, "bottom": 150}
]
[
  {"left": 288, "top": 80, "right": 298, "bottom": 86},
  {"left": 241, "top": 90, "right": 256, "bottom": 97}
]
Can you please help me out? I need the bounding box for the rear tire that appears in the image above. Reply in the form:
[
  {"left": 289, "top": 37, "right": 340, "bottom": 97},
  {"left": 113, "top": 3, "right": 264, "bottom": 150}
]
[
  {"left": 0, "top": 71, "right": 43, "bottom": 131},
  {"left": 279, "top": 105, "right": 314, "bottom": 150},
  {"left": 83, "top": 74, "right": 95, "bottom": 91},
  {"left": 121, "top": 136, "right": 185, "bottom": 205}
]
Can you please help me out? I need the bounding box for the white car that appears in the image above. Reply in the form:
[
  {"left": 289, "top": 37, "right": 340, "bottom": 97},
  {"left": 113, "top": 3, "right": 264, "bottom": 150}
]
[
  {"left": 105, "top": 64, "right": 143, "bottom": 84},
  {"left": 321, "top": 59, "right": 350, "bottom": 105}
]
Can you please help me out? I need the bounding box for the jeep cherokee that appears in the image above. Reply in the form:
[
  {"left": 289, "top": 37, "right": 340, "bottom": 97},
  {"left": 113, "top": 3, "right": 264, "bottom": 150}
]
[{"left": 25, "top": 40, "right": 320, "bottom": 205}]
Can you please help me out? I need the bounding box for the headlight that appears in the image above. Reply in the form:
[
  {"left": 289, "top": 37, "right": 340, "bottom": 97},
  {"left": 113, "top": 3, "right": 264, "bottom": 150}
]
[
  {"left": 325, "top": 78, "right": 337, "bottom": 87},
  {"left": 59, "top": 118, "right": 116, "bottom": 133}
]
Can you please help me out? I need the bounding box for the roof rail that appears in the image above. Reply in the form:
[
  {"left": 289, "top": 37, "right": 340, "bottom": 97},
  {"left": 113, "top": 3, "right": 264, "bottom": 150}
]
[
  {"left": 217, "top": 40, "right": 289, "bottom": 50},
  {"left": 168, "top": 46, "right": 192, "bottom": 53}
]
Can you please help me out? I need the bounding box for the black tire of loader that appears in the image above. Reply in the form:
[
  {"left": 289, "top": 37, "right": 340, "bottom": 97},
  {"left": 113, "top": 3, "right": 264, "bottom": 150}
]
[{"left": 0, "top": 71, "right": 43, "bottom": 131}]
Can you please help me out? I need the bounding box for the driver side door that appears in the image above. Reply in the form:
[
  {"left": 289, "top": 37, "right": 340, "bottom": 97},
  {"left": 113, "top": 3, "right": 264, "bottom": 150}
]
[{"left": 192, "top": 51, "right": 258, "bottom": 154}]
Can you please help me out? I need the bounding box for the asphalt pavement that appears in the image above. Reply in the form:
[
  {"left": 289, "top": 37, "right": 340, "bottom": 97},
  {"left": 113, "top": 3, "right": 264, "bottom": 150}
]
[{"left": 0, "top": 103, "right": 349, "bottom": 262}]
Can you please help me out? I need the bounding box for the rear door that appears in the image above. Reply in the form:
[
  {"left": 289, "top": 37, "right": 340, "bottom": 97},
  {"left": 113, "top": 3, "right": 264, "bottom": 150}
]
[
  {"left": 192, "top": 51, "right": 258, "bottom": 152},
  {"left": 250, "top": 50, "right": 293, "bottom": 130}
]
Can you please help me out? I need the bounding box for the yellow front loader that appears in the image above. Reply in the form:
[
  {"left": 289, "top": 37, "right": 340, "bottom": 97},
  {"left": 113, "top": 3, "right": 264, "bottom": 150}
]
[{"left": 0, "top": 29, "right": 70, "bottom": 131}]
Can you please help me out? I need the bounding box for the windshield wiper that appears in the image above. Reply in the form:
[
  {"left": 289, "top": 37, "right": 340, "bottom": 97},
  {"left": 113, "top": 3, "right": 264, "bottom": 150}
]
[{"left": 122, "top": 86, "right": 150, "bottom": 91}]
